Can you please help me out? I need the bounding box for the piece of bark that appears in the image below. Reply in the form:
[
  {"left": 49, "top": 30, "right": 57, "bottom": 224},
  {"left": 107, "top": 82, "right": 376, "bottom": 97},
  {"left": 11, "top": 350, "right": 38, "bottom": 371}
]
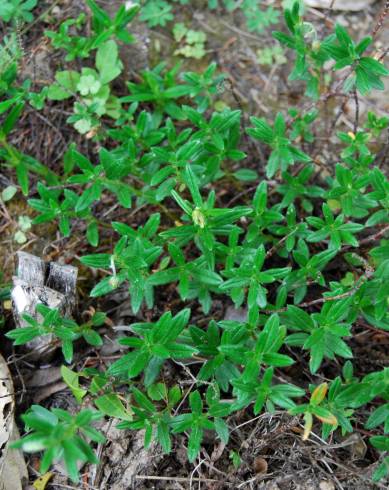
[
  {"left": 16, "top": 253, "right": 46, "bottom": 286},
  {"left": 0, "top": 354, "right": 28, "bottom": 490},
  {"left": 11, "top": 252, "right": 78, "bottom": 361},
  {"left": 304, "top": 0, "right": 375, "bottom": 11},
  {"left": 46, "top": 261, "right": 78, "bottom": 316}
]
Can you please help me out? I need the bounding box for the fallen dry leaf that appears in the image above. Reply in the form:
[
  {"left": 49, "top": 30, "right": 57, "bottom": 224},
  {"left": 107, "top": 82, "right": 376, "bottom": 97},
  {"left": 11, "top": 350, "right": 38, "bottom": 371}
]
[{"left": 33, "top": 472, "right": 53, "bottom": 490}]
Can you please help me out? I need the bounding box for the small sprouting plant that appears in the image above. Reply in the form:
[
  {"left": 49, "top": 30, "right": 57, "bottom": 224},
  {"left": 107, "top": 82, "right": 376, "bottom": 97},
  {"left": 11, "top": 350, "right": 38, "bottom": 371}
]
[
  {"left": 208, "top": 0, "right": 280, "bottom": 33},
  {"left": 240, "top": 0, "right": 280, "bottom": 33},
  {"left": 139, "top": 0, "right": 174, "bottom": 27},
  {"left": 45, "top": 0, "right": 138, "bottom": 61},
  {"left": 12, "top": 406, "right": 104, "bottom": 482},
  {"left": 47, "top": 40, "right": 123, "bottom": 134},
  {"left": 6, "top": 304, "right": 105, "bottom": 362},
  {"left": 257, "top": 45, "right": 287, "bottom": 65},
  {"left": 247, "top": 112, "right": 311, "bottom": 178},
  {"left": 289, "top": 383, "right": 338, "bottom": 441},
  {"left": 273, "top": 2, "right": 389, "bottom": 98},
  {"left": 0, "top": 0, "right": 37, "bottom": 23},
  {"left": 173, "top": 23, "right": 207, "bottom": 59},
  {"left": 13, "top": 215, "right": 32, "bottom": 244}
]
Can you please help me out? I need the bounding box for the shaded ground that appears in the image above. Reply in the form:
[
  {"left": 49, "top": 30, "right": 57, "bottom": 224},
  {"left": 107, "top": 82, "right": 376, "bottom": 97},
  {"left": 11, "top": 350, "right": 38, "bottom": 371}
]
[{"left": 1, "top": 0, "right": 389, "bottom": 489}]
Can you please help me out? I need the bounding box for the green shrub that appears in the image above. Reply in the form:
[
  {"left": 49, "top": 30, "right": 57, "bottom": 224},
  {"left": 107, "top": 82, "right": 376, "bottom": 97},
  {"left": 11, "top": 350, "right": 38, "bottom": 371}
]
[{"left": 1, "top": 0, "right": 389, "bottom": 484}]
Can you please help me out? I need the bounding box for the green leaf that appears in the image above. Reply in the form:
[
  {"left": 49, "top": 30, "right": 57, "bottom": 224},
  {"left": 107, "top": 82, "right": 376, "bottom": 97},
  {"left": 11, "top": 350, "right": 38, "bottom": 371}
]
[
  {"left": 188, "top": 425, "right": 203, "bottom": 462},
  {"left": 335, "top": 24, "right": 352, "bottom": 47},
  {"left": 214, "top": 417, "right": 229, "bottom": 444},
  {"left": 48, "top": 71, "right": 80, "bottom": 100},
  {"left": 157, "top": 421, "right": 171, "bottom": 453},
  {"left": 1, "top": 185, "right": 17, "bottom": 202},
  {"left": 366, "top": 404, "right": 389, "bottom": 429},
  {"left": 83, "top": 329, "right": 103, "bottom": 347},
  {"left": 171, "top": 190, "right": 193, "bottom": 215},
  {"left": 75, "top": 182, "right": 102, "bottom": 212},
  {"left": 100, "top": 148, "right": 131, "bottom": 179},
  {"left": 370, "top": 436, "right": 389, "bottom": 452},
  {"left": 87, "top": 221, "right": 99, "bottom": 247},
  {"left": 90, "top": 276, "right": 120, "bottom": 297},
  {"left": 359, "top": 57, "right": 389, "bottom": 77},
  {"left": 189, "top": 391, "right": 203, "bottom": 415},
  {"left": 0, "top": 95, "right": 22, "bottom": 114},
  {"left": 263, "top": 352, "right": 294, "bottom": 367},
  {"left": 247, "top": 117, "right": 273, "bottom": 143},
  {"left": 128, "top": 351, "right": 150, "bottom": 378},
  {"left": 6, "top": 326, "right": 41, "bottom": 345},
  {"left": 95, "top": 393, "right": 133, "bottom": 421},
  {"left": 233, "top": 169, "right": 258, "bottom": 181},
  {"left": 96, "top": 40, "right": 122, "bottom": 84},
  {"left": 61, "top": 366, "right": 87, "bottom": 403},
  {"left": 355, "top": 67, "right": 371, "bottom": 96},
  {"left": 164, "top": 85, "right": 192, "bottom": 98},
  {"left": 310, "top": 342, "right": 324, "bottom": 374},
  {"left": 16, "top": 164, "right": 29, "bottom": 196},
  {"left": 80, "top": 253, "right": 111, "bottom": 268},
  {"left": 184, "top": 165, "right": 202, "bottom": 207}
]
